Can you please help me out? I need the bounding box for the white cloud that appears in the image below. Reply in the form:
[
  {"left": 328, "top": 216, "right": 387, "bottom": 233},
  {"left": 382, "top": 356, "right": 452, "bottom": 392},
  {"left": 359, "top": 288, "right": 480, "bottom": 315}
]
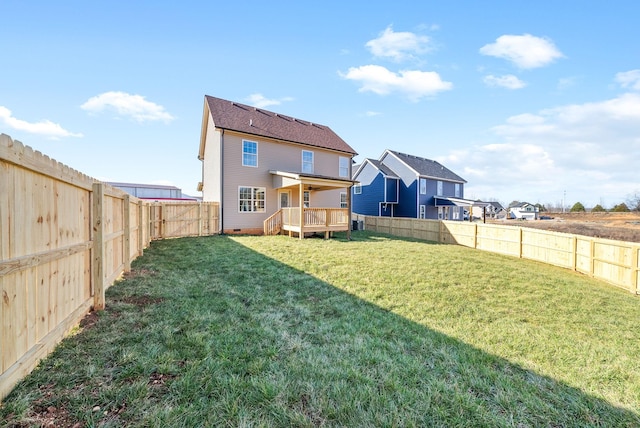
[
  {"left": 365, "top": 111, "right": 382, "bottom": 117},
  {"left": 81, "top": 91, "right": 174, "bottom": 122},
  {"left": 339, "top": 65, "right": 452, "bottom": 101},
  {"left": 0, "top": 106, "right": 83, "bottom": 139},
  {"left": 442, "top": 91, "right": 640, "bottom": 207},
  {"left": 365, "top": 26, "right": 432, "bottom": 62},
  {"left": 479, "top": 34, "right": 564, "bottom": 69},
  {"left": 557, "top": 77, "right": 577, "bottom": 91},
  {"left": 483, "top": 74, "right": 526, "bottom": 89},
  {"left": 615, "top": 69, "right": 640, "bottom": 90},
  {"left": 245, "top": 93, "right": 294, "bottom": 109}
]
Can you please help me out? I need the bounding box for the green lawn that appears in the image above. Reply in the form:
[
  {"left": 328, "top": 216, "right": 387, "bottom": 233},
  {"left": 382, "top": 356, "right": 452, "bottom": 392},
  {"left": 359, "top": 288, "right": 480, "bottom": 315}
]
[{"left": 2, "top": 232, "right": 639, "bottom": 427}]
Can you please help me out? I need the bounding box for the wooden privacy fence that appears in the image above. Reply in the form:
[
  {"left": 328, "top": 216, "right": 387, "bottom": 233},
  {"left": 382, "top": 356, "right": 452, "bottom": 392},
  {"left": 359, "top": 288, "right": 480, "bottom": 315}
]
[
  {"left": 354, "top": 214, "right": 640, "bottom": 295},
  {"left": 0, "top": 134, "right": 219, "bottom": 400}
]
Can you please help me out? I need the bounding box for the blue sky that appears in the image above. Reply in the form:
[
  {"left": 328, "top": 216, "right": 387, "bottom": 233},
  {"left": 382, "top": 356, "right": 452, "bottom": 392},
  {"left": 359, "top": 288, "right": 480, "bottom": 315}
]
[{"left": 2, "top": 1, "right": 639, "bottom": 209}]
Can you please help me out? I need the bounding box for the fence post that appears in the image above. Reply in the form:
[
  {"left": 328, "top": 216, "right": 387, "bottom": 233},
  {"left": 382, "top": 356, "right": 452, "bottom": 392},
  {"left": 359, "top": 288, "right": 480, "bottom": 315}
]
[
  {"left": 92, "top": 182, "right": 105, "bottom": 311},
  {"left": 198, "top": 203, "right": 203, "bottom": 236},
  {"left": 631, "top": 246, "right": 639, "bottom": 294},
  {"left": 137, "top": 200, "right": 144, "bottom": 256},
  {"left": 124, "top": 195, "right": 131, "bottom": 273},
  {"left": 159, "top": 204, "right": 164, "bottom": 239},
  {"left": 519, "top": 228, "right": 523, "bottom": 258},
  {"left": 590, "top": 239, "right": 596, "bottom": 278},
  {"left": 473, "top": 223, "right": 478, "bottom": 249},
  {"left": 571, "top": 236, "right": 577, "bottom": 272}
]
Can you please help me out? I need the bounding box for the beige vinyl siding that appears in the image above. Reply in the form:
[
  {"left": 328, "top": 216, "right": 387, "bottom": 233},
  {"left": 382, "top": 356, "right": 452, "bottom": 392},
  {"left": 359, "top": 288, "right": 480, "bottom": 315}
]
[
  {"left": 202, "top": 115, "right": 221, "bottom": 204},
  {"left": 308, "top": 189, "right": 343, "bottom": 208},
  {"left": 220, "top": 131, "right": 349, "bottom": 231}
]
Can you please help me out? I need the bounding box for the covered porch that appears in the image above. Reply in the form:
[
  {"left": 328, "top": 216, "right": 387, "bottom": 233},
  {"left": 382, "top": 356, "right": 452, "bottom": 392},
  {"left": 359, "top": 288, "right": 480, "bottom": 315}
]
[
  {"left": 434, "top": 196, "right": 490, "bottom": 222},
  {"left": 264, "top": 170, "right": 355, "bottom": 239}
]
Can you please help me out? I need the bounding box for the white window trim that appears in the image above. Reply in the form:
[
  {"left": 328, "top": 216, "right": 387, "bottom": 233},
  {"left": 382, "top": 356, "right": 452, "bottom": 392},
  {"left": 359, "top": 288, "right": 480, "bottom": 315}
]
[
  {"left": 437, "top": 180, "right": 443, "bottom": 196},
  {"left": 419, "top": 204, "right": 426, "bottom": 219},
  {"left": 340, "top": 192, "right": 347, "bottom": 208},
  {"left": 302, "top": 150, "right": 314, "bottom": 173},
  {"left": 339, "top": 156, "right": 349, "bottom": 178},
  {"left": 419, "top": 178, "right": 427, "bottom": 195},
  {"left": 238, "top": 186, "right": 266, "bottom": 213},
  {"left": 303, "top": 190, "right": 310, "bottom": 208},
  {"left": 354, "top": 184, "right": 362, "bottom": 194},
  {"left": 242, "top": 140, "right": 258, "bottom": 167}
]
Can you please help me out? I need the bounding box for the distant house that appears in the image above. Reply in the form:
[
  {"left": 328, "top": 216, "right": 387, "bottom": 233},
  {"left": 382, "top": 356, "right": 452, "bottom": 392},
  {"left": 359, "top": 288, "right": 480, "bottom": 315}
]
[
  {"left": 472, "top": 201, "right": 506, "bottom": 220},
  {"left": 509, "top": 202, "right": 539, "bottom": 220},
  {"left": 352, "top": 150, "right": 474, "bottom": 221},
  {"left": 198, "top": 95, "right": 358, "bottom": 236},
  {"left": 107, "top": 182, "right": 199, "bottom": 201}
]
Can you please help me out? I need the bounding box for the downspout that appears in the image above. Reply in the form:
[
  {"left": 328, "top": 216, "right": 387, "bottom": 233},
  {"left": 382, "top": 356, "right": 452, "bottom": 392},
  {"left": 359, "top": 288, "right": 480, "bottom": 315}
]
[
  {"left": 416, "top": 175, "right": 420, "bottom": 218},
  {"left": 220, "top": 129, "right": 224, "bottom": 234}
]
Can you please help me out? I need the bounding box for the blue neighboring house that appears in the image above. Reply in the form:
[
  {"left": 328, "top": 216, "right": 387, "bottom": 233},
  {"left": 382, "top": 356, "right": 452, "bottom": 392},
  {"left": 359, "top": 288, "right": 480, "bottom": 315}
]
[{"left": 352, "top": 149, "right": 473, "bottom": 220}]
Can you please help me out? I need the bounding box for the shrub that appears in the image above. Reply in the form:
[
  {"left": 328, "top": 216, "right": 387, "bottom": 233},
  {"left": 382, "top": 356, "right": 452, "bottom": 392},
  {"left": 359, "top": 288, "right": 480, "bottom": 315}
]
[{"left": 570, "top": 202, "right": 586, "bottom": 212}]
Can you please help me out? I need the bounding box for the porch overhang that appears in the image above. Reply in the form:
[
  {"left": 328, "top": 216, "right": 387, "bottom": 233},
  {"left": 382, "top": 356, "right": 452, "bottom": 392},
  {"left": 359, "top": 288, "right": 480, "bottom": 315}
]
[{"left": 269, "top": 170, "right": 357, "bottom": 191}]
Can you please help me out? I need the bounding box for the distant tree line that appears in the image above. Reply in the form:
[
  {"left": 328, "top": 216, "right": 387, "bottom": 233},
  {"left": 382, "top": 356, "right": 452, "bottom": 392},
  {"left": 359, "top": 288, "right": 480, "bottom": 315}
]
[{"left": 504, "top": 191, "right": 640, "bottom": 213}]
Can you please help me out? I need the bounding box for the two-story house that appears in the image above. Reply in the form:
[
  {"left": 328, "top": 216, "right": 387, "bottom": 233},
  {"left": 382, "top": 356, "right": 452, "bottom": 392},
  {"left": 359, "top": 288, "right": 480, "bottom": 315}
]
[
  {"left": 198, "top": 95, "right": 358, "bottom": 237},
  {"left": 509, "top": 202, "right": 539, "bottom": 220},
  {"left": 352, "top": 150, "right": 473, "bottom": 221},
  {"left": 471, "top": 200, "right": 506, "bottom": 220}
]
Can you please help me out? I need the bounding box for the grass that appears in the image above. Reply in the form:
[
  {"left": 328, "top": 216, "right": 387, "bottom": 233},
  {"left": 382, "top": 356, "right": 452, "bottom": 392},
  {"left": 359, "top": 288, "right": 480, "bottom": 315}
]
[{"left": 2, "top": 231, "right": 639, "bottom": 427}]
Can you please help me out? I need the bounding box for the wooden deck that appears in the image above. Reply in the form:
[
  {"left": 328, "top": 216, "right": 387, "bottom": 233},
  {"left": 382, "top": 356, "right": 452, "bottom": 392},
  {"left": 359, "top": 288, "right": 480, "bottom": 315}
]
[{"left": 264, "top": 207, "right": 349, "bottom": 238}]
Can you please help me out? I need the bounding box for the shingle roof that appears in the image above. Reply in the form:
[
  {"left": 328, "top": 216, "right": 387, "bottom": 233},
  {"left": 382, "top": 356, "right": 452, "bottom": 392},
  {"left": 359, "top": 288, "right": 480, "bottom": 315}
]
[
  {"left": 368, "top": 159, "right": 399, "bottom": 178},
  {"left": 205, "top": 95, "right": 357, "bottom": 155},
  {"left": 387, "top": 150, "right": 466, "bottom": 183}
]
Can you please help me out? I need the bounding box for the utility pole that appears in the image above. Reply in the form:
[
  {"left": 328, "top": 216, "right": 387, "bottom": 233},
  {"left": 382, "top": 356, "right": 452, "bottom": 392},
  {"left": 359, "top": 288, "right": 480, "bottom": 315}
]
[{"left": 562, "top": 190, "right": 566, "bottom": 213}]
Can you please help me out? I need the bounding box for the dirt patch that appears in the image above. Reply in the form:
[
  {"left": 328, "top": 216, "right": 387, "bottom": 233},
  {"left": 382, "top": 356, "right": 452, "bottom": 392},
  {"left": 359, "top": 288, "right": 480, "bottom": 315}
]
[
  {"left": 488, "top": 212, "right": 640, "bottom": 243},
  {"left": 79, "top": 311, "right": 99, "bottom": 330},
  {"left": 5, "top": 383, "right": 86, "bottom": 428}
]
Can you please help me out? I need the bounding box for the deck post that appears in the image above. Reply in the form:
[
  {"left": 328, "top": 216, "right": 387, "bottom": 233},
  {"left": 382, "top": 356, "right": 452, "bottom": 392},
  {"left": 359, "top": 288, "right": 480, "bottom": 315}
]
[
  {"left": 347, "top": 186, "right": 352, "bottom": 240},
  {"left": 299, "top": 183, "right": 304, "bottom": 239}
]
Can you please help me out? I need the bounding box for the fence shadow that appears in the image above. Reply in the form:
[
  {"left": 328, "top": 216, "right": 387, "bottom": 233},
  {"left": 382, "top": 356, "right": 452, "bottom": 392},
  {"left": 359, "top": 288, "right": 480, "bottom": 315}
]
[{"left": 3, "top": 235, "right": 638, "bottom": 426}]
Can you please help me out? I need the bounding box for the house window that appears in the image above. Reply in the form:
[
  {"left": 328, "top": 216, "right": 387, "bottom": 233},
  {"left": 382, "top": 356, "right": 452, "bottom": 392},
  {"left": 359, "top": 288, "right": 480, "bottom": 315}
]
[
  {"left": 242, "top": 141, "right": 258, "bottom": 167},
  {"left": 438, "top": 206, "right": 444, "bottom": 220},
  {"left": 339, "top": 157, "right": 349, "bottom": 177},
  {"left": 453, "top": 208, "right": 460, "bottom": 220},
  {"left": 455, "top": 183, "right": 461, "bottom": 198},
  {"left": 354, "top": 184, "right": 362, "bottom": 194},
  {"left": 437, "top": 180, "right": 443, "bottom": 196},
  {"left": 419, "top": 178, "right": 427, "bottom": 195},
  {"left": 419, "top": 205, "right": 426, "bottom": 219},
  {"left": 340, "top": 192, "right": 347, "bottom": 208},
  {"left": 302, "top": 150, "right": 314, "bottom": 173},
  {"left": 238, "top": 186, "right": 265, "bottom": 212},
  {"left": 303, "top": 191, "right": 310, "bottom": 208}
]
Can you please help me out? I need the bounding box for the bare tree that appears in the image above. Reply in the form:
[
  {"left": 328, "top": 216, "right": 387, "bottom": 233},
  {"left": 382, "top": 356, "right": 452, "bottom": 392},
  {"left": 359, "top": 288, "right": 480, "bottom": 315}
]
[{"left": 626, "top": 191, "right": 640, "bottom": 212}]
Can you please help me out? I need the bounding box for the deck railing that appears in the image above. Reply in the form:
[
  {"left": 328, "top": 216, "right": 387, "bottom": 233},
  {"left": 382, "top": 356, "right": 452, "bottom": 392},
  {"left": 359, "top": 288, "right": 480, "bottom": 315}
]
[
  {"left": 264, "top": 208, "right": 349, "bottom": 236},
  {"left": 263, "top": 210, "right": 283, "bottom": 235}
]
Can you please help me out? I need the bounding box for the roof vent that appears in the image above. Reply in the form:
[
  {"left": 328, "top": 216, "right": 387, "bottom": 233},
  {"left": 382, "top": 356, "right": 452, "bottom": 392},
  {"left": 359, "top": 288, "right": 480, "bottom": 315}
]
[{"left": 250, "top": 119, "right": 253, "bottom": 126}]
